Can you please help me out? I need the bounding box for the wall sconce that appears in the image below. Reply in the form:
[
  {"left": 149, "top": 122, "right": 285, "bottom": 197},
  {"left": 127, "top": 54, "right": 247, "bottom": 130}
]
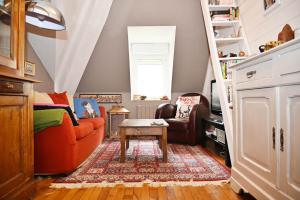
[{"left": 0, "top": 0, "right": 65, "bottom": 31}]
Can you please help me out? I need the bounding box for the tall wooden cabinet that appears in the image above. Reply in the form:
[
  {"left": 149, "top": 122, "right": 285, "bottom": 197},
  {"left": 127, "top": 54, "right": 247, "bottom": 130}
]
[
  {"left": 0, "top": 0, "right": 35, "bottom": 199},
  {"left": 230, "top": 38, "right": 300, "bottom": 200}
]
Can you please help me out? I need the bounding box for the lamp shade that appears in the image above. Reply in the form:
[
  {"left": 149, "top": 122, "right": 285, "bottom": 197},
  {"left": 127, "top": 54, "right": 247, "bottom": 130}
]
[{"left": 25, "top": 0, "right": 65, "bottom": 31}]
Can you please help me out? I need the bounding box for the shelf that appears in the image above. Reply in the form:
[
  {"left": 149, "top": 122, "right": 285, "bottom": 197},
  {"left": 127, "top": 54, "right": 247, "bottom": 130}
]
[
  {"left": 223, "top": 79, "right": 232, "bottom": 83},
  {"left": 218, "top": 56, "right": 247, "bottom": 61},
  {"left": 212, "top": 20, "right": 240, "bottom": 27},
  {"left": 215, "top": 37, "right": 244, "bottom": 45},
  {"left": 208, "top": 4, "right": 236, "bottom": 11}
]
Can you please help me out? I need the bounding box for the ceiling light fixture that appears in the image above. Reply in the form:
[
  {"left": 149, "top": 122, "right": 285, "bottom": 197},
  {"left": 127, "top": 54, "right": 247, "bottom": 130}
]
[{"left": 0, "top": 0, "right": 65, "bottom": 31}]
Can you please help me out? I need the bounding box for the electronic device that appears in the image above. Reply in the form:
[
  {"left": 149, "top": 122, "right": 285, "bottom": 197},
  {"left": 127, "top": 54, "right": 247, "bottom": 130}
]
[{"left": 211, "top": 80, "right": 222, "bottom": 116}]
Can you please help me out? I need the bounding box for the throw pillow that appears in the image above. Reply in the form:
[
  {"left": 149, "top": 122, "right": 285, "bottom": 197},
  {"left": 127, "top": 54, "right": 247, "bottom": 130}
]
[
  {"left": 175, "top": 96, "right": 200, "bottom": 119},
  {"left": 34, "top": 91, "right": 54, "bottom": 104},
  {"left": 74, "top": 98, "right": 101, "bottom": 119},
  {"left": 48, "top": 91, "right": 70, "bottom": 105}
]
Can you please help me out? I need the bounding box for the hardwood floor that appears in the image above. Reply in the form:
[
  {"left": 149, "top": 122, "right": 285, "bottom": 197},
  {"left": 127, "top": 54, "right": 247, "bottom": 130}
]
[
  {"left": 33, "top": 145, "right": 255, "bottom": 200},
  {"left": 33, "top": 179, "right": 255, "bottom": 200}
]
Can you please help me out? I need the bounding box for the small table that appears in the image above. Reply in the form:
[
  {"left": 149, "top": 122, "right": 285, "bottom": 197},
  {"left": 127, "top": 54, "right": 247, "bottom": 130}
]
[{"left": 118, "top": 119, "right": 169, "bottom": 162}]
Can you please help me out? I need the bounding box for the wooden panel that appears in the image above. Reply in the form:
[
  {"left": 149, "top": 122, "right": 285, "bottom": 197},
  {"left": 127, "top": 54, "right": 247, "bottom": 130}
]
[
  {"left": 236, "top": 88, "right": 276, "bottom": 186},
  {"left": 125, "top": 127, "right": 162, "bottom": 136},
  {"left": 280, "top": 85, "right": 300, "bottom": 199}
]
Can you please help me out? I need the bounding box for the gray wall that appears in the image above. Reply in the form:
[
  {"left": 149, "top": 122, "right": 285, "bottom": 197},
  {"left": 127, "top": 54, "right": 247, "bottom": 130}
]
[
  {"left": 77, "top": 0, "right": 209, "bottom": 93},
  {"left": 25, "top": 39, "right": 54, "bottom": 92}
]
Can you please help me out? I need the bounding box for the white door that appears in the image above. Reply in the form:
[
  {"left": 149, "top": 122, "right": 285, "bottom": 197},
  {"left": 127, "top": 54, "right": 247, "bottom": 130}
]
[
  {"left": 236, "top": 88, "right": 277, "bottom": 186},
  {"left": 279, "top": 85, "right": 300, "bottom": 199}
]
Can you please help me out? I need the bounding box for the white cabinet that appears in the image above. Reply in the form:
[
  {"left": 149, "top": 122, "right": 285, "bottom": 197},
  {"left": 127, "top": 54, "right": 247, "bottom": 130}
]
[
  {"left": 279, "top": 85, "right": 300, "bottom": 199},
  {"left": 231, "top": 39, "right": 300, "bottom": 200}
]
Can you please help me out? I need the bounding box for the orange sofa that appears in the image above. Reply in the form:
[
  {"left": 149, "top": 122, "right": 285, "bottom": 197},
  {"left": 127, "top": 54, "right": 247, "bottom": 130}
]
[{"left": 34, "top": 106, "right": 106, "bottom": 174}]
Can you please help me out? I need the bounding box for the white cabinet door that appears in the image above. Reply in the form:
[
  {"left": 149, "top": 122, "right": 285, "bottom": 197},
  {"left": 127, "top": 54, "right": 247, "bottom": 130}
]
[
  {"left": 280, "top": 85, "right": 300, "bottom": 199},
  {"left": 236, "top": 88, "right": 277, "bottom": 186}
]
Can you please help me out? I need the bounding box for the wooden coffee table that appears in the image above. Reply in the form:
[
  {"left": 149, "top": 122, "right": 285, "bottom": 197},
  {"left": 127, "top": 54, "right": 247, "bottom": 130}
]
[{"left": 118, "top": 119, "right": 169, "bottom": 162}]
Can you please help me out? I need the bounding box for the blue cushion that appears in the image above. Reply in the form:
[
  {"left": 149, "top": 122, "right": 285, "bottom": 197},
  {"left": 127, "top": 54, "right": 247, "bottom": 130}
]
[{"left": 74, "top": 98, "right": 101, "bottom": 119}]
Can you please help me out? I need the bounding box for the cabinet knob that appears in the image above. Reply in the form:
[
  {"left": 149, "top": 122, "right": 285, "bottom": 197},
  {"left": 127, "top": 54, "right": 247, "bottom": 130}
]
[
  {"left": 280, "top": 128, "right": 284, "bottom": 152},
  {"left": 246, "top": 70, "right": 256, "bottom": 78}
]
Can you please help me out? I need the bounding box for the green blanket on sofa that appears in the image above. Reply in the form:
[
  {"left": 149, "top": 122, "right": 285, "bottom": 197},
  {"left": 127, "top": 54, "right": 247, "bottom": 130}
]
[{"left": 34, "top": 109, "right": 65, "bottom": 133}]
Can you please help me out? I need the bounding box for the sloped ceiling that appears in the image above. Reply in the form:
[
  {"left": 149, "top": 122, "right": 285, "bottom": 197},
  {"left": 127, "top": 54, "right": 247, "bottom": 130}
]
[
  {"left": 77, "top": 0, "right": 210, "bottom": 93},
  {"left": 28, "top": 0, "right": 114, "bottom": 94}
]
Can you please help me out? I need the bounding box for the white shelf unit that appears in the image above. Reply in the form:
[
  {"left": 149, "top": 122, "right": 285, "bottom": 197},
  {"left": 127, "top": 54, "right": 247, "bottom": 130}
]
[
  {"left": 201, "top": 0, "right": 250, "bottom": 163},
  {"left": 212, "top": 20, "right": 240, "bottom": 26},
  {"left": 218, "top": 56, "right": 246, "bottom": 61},
  {"left": 208, "top": 4, "right": 236, "bottom": 11}
]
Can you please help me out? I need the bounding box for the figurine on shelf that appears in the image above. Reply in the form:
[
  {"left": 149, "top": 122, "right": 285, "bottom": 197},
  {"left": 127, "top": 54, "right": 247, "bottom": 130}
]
[
  {"left": 278, "top": 24, "right": 295, "bottom": 43},
  {"left": 239, "top": 51, "right": 246, "bottom": 57}
]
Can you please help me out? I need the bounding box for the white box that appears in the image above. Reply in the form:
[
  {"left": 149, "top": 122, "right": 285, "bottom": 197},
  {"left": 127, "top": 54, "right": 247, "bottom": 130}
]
[{"left": 216, "top": 129, "right": 226, "bottom": 144}]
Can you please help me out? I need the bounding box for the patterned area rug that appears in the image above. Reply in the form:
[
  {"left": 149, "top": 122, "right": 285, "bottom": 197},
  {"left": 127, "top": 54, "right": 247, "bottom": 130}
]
[{"left": 52, "top": 139, "right": 230, "bottom": 188}]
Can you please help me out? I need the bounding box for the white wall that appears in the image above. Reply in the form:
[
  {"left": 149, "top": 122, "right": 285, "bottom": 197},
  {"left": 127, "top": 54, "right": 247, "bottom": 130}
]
[{"left": 238, "top": 0, "right": 300, "bottom": 53}]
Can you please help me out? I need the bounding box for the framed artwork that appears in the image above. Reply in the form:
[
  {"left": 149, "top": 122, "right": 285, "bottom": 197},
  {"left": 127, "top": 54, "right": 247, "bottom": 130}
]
[
  {"left": 24, "top": 61, "right": 36, "bottom": 76},
  {"left": 264, "top": 0, "right": 280, "bottom": 14},
  {"left": 79, "top": 94, "right": 122, "bottom": 104}
]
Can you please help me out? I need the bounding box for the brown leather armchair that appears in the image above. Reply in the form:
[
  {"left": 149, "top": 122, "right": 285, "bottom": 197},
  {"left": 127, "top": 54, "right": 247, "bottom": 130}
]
[{"left": 155, "top": 93, "right": 209, "bottom": 145}]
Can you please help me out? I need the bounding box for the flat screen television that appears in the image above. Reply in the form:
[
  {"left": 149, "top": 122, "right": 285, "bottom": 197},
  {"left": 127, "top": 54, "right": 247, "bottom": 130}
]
[{"left": 211, "top": 80, "right": 222, "bottom": 116}]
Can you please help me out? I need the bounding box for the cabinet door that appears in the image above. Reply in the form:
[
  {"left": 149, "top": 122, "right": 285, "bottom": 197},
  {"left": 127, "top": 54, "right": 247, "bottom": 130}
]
[
  {"left": 236, "top": 88, "right": 277, "bottom": 186},
  {"left": 0, "top": 0, "right": 25, "bottom": 76},
  {"left": 279, "top": 85, "right": 300, "bottom": 199},
  {"left": 0, "top": 95, "right": 33, "bottom": 198}
]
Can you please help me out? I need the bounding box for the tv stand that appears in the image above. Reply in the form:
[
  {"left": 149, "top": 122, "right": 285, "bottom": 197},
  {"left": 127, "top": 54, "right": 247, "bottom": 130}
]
[{"left": 202, "top": 115, "right": 231, "bottom": 167}]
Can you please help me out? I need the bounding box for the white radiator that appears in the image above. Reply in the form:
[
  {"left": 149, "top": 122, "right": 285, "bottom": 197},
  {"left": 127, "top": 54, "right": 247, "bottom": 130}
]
[{"left": 136, "top": 104, "right": 158, "bottom": 119}]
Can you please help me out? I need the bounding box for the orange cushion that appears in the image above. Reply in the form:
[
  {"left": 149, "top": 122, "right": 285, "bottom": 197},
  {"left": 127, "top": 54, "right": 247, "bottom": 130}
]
[
  {"left": 74, "top": 121, "right": 94, "bottom": 140},
  {"left": 48, "top": 91, "right": 70, "bottom": 105},
  {"left": 78, "top": 118, "right": 104, "bottom": 130}
]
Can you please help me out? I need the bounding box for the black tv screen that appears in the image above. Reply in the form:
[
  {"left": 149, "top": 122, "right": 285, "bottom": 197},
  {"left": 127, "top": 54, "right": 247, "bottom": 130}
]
[{"left": 211, "top": 80, "right": 222, "bottom": 116}]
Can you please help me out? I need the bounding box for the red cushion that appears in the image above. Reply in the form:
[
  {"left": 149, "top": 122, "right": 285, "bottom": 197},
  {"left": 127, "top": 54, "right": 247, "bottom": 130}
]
[
  {"left": 48, "top": 91, "right": 70, "bottom": 105},
  {"left": 78, "top": 118, "right": 104, "bottom": 130},
  {"left": 74, "top": 121, "right": 94, "bottom": 140}
]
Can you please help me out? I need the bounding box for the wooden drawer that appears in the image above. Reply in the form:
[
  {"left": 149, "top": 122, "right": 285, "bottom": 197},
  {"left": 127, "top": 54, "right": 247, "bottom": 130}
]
[
  {"left": 0, "top": 79, "right": 23, "bottom": 93},
  {"left": 236, "top": 58, "right": 273, "bottom": 84},
  {"left": 276, "top": 44, "right": 300, "bottom": 85},
  {"left": 125, "top": 127, "right": 163, "bottom": 136}
]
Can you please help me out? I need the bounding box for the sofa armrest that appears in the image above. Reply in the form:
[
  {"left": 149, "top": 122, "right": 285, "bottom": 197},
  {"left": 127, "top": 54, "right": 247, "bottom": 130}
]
[
  {"left": 155, "top": 103, "right": 177, "bottom": 119},
  {"left": 99, "top": 105, "right": 106, "bottom": 119},
  {"left": 34, "top": 113, "right": 78, "bottom": 173},
  {"left": 188, "top": 104, "right": 210, "bottom": 143}
]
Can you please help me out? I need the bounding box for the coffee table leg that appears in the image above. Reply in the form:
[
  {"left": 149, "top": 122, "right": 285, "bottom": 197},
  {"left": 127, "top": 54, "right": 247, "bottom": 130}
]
[
  {"left": 120, "top": 128, "right": 125, "bottom": 162},
  {"left": 162, "top": 127, "right": 167, "bottom": 162}
]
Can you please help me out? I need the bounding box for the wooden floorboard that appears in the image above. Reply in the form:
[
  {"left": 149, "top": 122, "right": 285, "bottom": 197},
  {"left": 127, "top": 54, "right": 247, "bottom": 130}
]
[{"left": 33, "top": 178, "right": 255, "bottom": 200}]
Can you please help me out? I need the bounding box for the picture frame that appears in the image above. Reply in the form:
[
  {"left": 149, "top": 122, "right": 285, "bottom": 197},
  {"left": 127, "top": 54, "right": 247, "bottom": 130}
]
[
  {"left": 263, "top": 0, "right": 280, "bottom": 14},
  {"left": 79, "top": 94, "right": 122, "bottom": 104},
  {"left": 24, "top": 61, "right": 36, "bottom": 76}
]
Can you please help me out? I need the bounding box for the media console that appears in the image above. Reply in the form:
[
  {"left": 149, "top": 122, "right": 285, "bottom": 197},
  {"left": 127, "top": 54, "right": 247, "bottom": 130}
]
[{"left": 202, "top": 115, "right": 231, "bottom": 167}]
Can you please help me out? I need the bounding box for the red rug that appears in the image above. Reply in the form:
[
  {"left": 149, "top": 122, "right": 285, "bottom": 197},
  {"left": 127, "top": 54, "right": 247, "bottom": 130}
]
[{"left": 52, "top": 139, "right": 230, "bottom": 188}]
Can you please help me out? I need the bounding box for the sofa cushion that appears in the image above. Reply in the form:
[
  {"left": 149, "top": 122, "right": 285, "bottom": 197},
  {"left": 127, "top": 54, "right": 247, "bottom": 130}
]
[
  {"left": 78, "top": 117, "right": 104, "bottom": 130},
  {"left": 74, "top": 121, "right": 94, "bottom": 140},
  {"left": 165, "top": 118, "right": 189, "bottom": 131}
]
